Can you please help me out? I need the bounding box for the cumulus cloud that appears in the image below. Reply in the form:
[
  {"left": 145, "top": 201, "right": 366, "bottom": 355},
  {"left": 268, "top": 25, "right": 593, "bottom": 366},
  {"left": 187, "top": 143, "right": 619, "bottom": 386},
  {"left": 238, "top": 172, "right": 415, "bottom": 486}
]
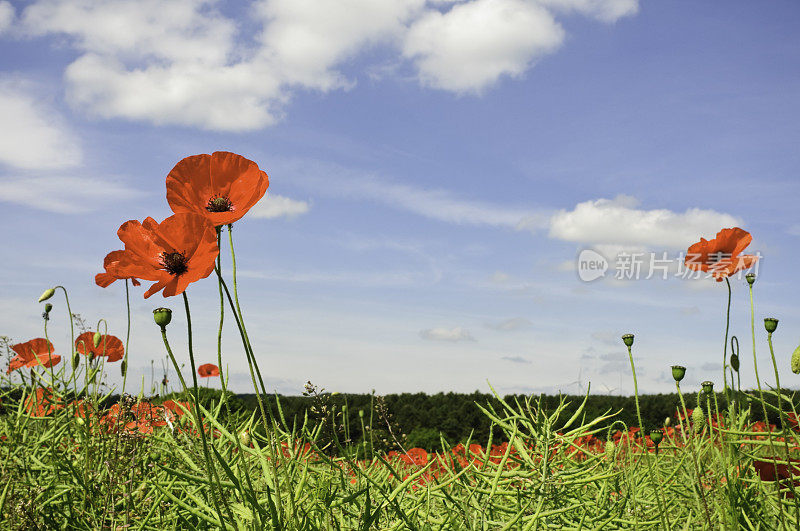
[
  {"left": 403, "top": 0, "right": 564, "bottom": 93},
  {"left": 486, "top": 317, "right": 533, "bottom": 331},
  {"left": 0, "top": 176, "right": 146, "bottom": 213},
  {"left": 249, "top": 193, "right": 310, "bottom": 219},
  {"left": 15, "top": 0, "right": 639, "bottom": 130},
  {"left": 549, "top": 195, "right": 741, "bottom": 249},
  {"left": 419, "top": 326, "right": 475, "bottom": 342},
  {"left": 0, "top": 80, "right": 82, "bottom": 170},
  {"left": 0, "top": 1, "right": 14, "bottom": 33}
]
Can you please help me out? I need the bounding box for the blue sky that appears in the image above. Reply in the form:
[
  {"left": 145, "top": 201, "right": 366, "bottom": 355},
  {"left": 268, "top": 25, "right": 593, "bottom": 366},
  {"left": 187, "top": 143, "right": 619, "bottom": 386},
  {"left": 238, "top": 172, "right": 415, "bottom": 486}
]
[{"left": 1, "top": 0, "right": 799, "bottom": 396}]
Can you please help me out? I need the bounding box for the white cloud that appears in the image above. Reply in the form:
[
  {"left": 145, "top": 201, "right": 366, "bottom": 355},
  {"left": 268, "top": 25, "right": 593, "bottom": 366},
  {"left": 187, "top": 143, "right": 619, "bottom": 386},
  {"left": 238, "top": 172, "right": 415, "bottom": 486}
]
[
  {"left": 0, "top": 1, "right": 14, "bottom": 33},
  {"left": 403, "top": 0, "right": 564, "bottom": 93},
  {"left": 248, "top": 193, "right": 310, "bottom": 220},
  {"left": 0, "top": 80, "right": 82, "bottom": 170},
  {"left": 16, "top": 0, "right": 638, "bottom": 130},
  {"left": 0, "top": 176, "right": 146, "bottom": 213},
  {"left": 548, "top": 195, "right": 741, "bottom": 249},
  {"left": 501, "top": 355, "right": 531, "bottom": 364},
  {"left": 419, "top": 326, "right": 475, "bottom": 341},
  {"left": 536, "top": 0, "right": 638, "bottom": 23},
  {"left": 486, "top": 317, "right": 533, "bottom": 331}
]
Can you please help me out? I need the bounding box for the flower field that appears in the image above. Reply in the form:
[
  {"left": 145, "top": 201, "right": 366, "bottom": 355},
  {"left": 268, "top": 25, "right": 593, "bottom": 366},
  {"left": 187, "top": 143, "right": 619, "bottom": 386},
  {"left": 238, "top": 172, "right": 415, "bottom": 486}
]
[{"left": 2, "top": 152, "right": 800, "bottom": 529}]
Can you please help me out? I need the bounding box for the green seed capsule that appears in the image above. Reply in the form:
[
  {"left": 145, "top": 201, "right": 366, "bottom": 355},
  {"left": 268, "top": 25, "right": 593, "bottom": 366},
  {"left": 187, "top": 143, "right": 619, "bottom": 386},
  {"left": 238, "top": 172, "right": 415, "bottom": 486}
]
[
  {"left": 791, "top": 344, "right": 800, "bottom": 375},
  {"left": 605, "top": 440, "right": 616, "bottom": 459}
]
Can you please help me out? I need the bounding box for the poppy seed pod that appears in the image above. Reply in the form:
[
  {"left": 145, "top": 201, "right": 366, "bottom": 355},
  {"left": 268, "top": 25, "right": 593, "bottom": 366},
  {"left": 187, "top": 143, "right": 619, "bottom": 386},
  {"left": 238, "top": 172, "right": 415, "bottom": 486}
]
[
  {"left": 38, "top": 288, "right": 55, "bottom": 302},
  {"left": 44, "top": 303, "right": 53, "bottom": 313},
  {"left": 791, "top": 344, "right": 800, "bottom": 375},
  {"left": 764, "top": 318, "right": 779, "bottom": 334},
  {"left": 692, "top": 408, "right": 705, "bottom": 433},
  {"left": 153, "top": 308, "right": 172, "bottom": 329},
  {"left": 239, "top": 430, "right": 251, "bottom": 447},
  {"left": 701, "top": 381, "right": 714, "bottom": 395},
  {"left": 621, "top": 334, "right": 634, "bottom": 348},
  {"left": 746, "top": 273, "right": 756, "bottom": 286},
  {"left": 649, "top": 429, "right": 663, "bottom": 447},
  {"left": 672, "top": 365, "right": 686, "bottom": 382},
  {"left": 730, "top": 353, "right": 740, "bottom": 372},
  {"left": 92, "top": 332, "right": 102, "bottom": 348}
]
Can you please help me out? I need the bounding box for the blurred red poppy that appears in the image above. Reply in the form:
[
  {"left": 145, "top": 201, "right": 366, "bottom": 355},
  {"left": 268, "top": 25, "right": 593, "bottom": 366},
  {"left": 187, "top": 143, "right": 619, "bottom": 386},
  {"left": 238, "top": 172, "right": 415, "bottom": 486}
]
[
  {"left": 75, "top": 332, "right": 124, "bottom": 362},
  {"left": 95, "top": 250, "right": 141, "bottom": 288},
  {"left": 685, "top": 227, "right": 758, "bottom": 282},
  {"left": 166, "top": 151, "right": 269, "bottom": 227},
  {"left": 198, "top": 363, "right": 220, "bottom": 377},
  {"left": 7, "top": 338, "right": 61, "bottom": 373},
  {"left": 102, "top": 213, "right": 219, "bottom": 298}
]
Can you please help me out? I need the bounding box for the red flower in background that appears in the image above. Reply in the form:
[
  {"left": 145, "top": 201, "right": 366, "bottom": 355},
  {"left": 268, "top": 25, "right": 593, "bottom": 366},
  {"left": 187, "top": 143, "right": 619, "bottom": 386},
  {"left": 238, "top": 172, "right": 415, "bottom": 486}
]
[
  {"left": 100, "top": 213, "right": 219, "bottom": 298},
  {"left": 685, "top": 227, "right": 758, "bottom": 282},
  {"left": 7, "top": 338, "right": 61, "bottom": 373},
  {"left": 166, "top": 151, "right": 269, "bottom": 227},
  {"left": 75, "top": 332, "right": 125, "bottom": 362},
  {"left": 95, "top": 250, "right": 141, "bottom": 288},
  {"left": 198, "top": 363, "right": 220, "bottom": 377}
]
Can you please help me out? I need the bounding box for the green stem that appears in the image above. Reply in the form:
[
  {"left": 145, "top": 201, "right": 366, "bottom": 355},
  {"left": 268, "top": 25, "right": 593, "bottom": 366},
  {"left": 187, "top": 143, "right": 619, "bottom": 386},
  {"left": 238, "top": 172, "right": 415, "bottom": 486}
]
[
  {"left": 722, "top": 278, "right": 732, "bottom": 401},
  {"left": 749, "top": 283, "right": 786, "bottom": 529},
  {"left": 121, "top": 279, "right": 131, "bottom": 394},
  {"left": 677, "top": 383, "right": 713, "bottom": 528}
]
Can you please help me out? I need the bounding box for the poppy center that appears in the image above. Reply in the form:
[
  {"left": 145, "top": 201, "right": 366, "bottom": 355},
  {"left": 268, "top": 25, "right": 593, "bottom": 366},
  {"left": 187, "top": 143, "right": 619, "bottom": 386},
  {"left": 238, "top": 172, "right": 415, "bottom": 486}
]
[
  {"left": 159, "top": 251, "right": 189, "bottom": 276},
  {"left": 206, "top": 195, "right": 233, "bottom": 213}
]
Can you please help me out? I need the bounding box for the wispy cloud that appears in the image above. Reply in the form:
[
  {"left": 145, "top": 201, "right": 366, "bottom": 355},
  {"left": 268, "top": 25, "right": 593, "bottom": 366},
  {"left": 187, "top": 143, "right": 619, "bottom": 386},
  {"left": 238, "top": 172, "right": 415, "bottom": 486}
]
[
  {"left": 419, "top": 326, "right": 475, "bottom": 342},
  {"left": 486, "top": 317, "right": 533, "bottom": 331},
  {"left": 0, "top": 176, "right": 146, "bottom": 213},
  {"left": 501, "top": 355, "right": 531, "bottom": 364}
]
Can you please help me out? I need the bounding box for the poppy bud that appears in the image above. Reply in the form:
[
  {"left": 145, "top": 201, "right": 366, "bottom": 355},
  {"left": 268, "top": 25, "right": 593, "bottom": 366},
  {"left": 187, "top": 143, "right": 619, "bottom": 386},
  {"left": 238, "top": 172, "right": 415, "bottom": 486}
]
[
  {"left": 605, "top": 440, "right": 616, "bottom": 460},
  {"left": 44, "top": 303, "right": 53, "bottom": 313},
  {"left": 791, "top": 344, "right": 800, "bottom": 375},
  {"left": 72, "top": 351, "right": 80, "bottom": 369},
  {"left": 153, "top": 308, "right": 172, "bottom": 330},
  {"left": 649, "top": 429, "right": 663, "bottom": 447},
  {"left": 358, "top": 409, "right": 364, "bottom": 418},
  {"left": 746, "top": 273, "right": 756, "bottom": 286},
  {"left": 672, "top": 365, "right": 686, "bottom": 383},
  {"left": 664, "top": 416, "right": 671, "bottom": 428},
  {"left": 621, "top": 334, "right": 634, "bottom": 348},
  {"left": 38, "top": 288, "right": 55, "bottom": 302},
  {"left": 764, "top": 318, "right": 779, "bottom": 334},
  {"left": 730, "top": 354, "right": 740, "bottom": 372},
  {"left": 76, "top": 417, "right": 85, "bottom": 426},
  {"left": 701, "top": 381, "right": 714, "bottom": 395},
  {"left": 239, "top": 430, "right": 251, "bottom": 447},
  {"left": 692, "top": 408, "right": 705, "bottom": 433},
  {"left": 121, "top": 359, "right": 127, "bottom": 377},
  {"left": 92, "top": 331, "right": 102, "bottom": 348}
]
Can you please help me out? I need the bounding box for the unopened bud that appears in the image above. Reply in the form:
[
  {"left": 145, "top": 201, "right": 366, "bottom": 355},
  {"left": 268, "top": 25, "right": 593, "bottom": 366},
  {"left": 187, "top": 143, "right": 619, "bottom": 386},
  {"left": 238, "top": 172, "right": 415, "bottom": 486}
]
[
  {"left": 764, "top": 318, "right": 779, "bottom": 334},
  {"left": 692, "top": 408, "right": 705, "bottom": 433},
  {"left": 621, "top": 334, "right": 634, "bottom": 348},
  {"left": 664, "top": 416, "right": 671, "bottom": 428},
  {"left": 121, "top": 359, "right": 127, "bottom": 378},
  {"left": 92, "top": 331, "right": 102, "bottom": 348},
  {"left": 358, "top": 409, "right": 364, "bottom": 418},
  {"left": 76, "top": 417, "right": 85, "bottom": 426},
  {"left": 730, "top": 354, "right": 740, "bottom": 373},
  {"left": 38, "top": 288, "right": 55, "bottom": 302},
  {"left": 791, "top": 344, "right": 800, "bottom": 375},
  {"left": 153, "top": 308, "right": 172, "bottom": 329},
  {"left": 72, "top": 351, "right": 80, "bottom": 369},
  {"left": 239, "top": 430, "right": 252, "bottom": 447}
]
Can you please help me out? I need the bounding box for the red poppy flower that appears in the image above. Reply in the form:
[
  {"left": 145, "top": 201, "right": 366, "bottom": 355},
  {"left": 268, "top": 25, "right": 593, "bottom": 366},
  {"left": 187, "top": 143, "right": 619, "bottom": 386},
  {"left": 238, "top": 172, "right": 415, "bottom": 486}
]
[
  {"left": 95, "top": 250, "right": 141, "bottom": 288},
  {"left": 7, "top": 338, "right": 61, "bottom": 373},
  {"left": 198, "top": 363, "right": 220, "bottom": 377},
  {"left": 104, "top": 213, "right": 219, "bottom": 298},
  {"left": 75, "top": 332, "right": 125, "bottom": 362},
  {"left": 685, "top": 227, "right": 759, "bottom": 281},
  {"left": 166, "top": 151, "right": 269, "bottom": 227}
]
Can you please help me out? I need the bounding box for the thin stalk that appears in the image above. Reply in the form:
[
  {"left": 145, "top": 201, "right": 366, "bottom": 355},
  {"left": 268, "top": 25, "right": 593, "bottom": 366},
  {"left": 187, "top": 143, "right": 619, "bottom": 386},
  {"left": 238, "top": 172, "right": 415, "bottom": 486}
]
[
  {"left": 722, "top": 278, "right": 732, "bottom": 401},
  {"left": 677, "top": 383, "right": 713, "bottom": 528},
  {"left": 121, "top": 279, "right": 131, "bottom": 394}
]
